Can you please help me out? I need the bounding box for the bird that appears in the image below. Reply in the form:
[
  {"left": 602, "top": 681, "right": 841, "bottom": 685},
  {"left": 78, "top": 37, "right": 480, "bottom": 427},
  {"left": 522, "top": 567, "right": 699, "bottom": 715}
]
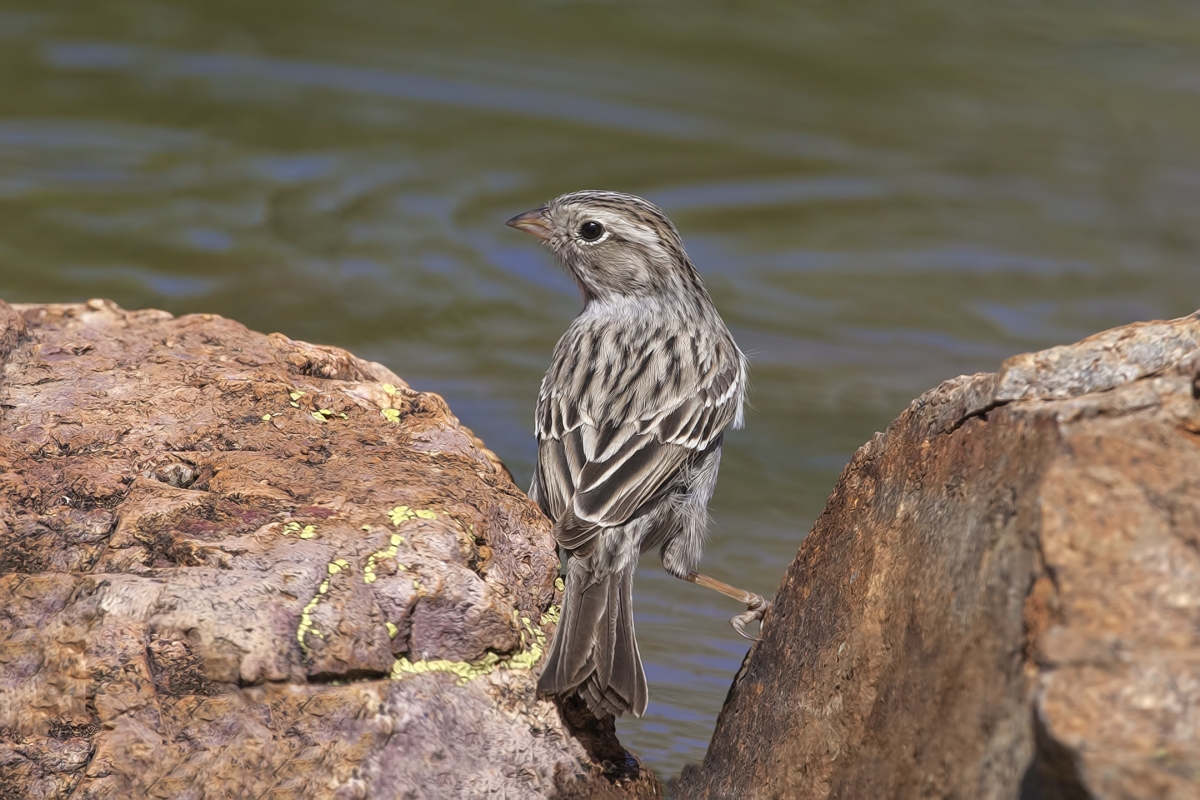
[{"left": 507, "top": 190, "right": 770, "bottom": 719}]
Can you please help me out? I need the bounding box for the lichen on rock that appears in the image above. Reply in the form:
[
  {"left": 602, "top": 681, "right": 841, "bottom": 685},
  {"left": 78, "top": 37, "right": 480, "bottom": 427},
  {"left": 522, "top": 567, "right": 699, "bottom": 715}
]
[{"left": 0, "top": 299, "right": 658, "bottom": 798}]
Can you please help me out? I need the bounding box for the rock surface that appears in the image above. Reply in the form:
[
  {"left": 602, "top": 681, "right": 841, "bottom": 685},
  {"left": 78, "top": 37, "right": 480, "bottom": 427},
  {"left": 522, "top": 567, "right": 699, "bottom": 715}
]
[
  {"left": 678, "top": 312, "right": 1200, "bottom": 800},
  {"left": 0, "top": 300, "right": 658, "bottom": 799}
]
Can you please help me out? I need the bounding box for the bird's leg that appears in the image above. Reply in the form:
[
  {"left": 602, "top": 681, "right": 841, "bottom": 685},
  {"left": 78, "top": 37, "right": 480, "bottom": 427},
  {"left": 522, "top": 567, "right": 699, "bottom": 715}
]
[{"left": 684, "top": 571, "right": 771, "bottom": 641}]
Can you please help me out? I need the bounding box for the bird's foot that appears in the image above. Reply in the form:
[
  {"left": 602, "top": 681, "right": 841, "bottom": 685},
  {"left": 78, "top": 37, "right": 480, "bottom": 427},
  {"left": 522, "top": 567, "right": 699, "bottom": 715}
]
[
  {"left": 730, "top": 594, "right": 771, "bottom": 641},
  {"left": 681, "top": 571, "right": 772, "bottom": 641}
]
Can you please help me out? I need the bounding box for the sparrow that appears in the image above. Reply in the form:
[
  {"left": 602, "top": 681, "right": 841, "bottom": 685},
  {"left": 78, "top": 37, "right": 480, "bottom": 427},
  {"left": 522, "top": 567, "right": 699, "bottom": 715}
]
[{"left": 508, "top": 190, "right": 769, "bottom": 719}]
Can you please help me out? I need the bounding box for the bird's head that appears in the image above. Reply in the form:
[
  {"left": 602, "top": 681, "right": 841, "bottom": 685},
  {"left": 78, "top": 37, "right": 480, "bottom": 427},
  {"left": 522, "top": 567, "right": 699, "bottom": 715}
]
[{"left": 507, "top": 190, "right": 704, "bottom": 304}]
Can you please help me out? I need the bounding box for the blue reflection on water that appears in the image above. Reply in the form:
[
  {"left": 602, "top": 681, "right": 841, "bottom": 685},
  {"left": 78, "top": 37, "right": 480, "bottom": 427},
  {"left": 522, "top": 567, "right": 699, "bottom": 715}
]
[
  {"left": 61, "top": 265, "right": 217, "bottom": 297},
  {"left": 186, "top": 229, "right": 233, "bottom": 252},
  {"left": 43, "top": 42, "right": 709, "bottom": 140}
]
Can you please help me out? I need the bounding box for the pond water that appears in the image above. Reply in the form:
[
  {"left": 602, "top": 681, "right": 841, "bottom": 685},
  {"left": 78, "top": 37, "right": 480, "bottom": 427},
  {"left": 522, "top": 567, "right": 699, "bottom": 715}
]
[{"left": 2, "top": 0, "right": 1198, "bottom": 777}]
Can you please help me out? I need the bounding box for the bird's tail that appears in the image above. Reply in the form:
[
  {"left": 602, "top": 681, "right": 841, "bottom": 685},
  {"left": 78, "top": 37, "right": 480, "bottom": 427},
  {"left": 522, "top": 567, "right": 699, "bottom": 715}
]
[{"left": 538, "top": 559, "right": 647, "bottom": 718}]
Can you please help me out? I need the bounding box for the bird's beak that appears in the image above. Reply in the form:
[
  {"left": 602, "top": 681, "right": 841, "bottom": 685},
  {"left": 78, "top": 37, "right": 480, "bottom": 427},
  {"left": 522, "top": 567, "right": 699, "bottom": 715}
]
[{"left": 506, "top": 207, "right": 553, "bottom": 242}]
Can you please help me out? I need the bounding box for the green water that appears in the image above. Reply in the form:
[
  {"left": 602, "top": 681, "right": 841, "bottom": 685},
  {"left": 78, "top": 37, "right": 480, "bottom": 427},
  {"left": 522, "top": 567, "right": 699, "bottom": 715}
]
[{"left": 1, "top": 0, "right": 1198, "bottom": 776}]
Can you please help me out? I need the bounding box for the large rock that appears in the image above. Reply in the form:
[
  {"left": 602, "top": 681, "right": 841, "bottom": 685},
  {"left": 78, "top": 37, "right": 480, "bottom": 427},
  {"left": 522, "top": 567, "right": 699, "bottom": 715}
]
[
  {"left": 678, "top": 312, "right": 1200, "bottom": 799},
  {"left": 0, "top": 300, "right": 658, "bottom": 798}
]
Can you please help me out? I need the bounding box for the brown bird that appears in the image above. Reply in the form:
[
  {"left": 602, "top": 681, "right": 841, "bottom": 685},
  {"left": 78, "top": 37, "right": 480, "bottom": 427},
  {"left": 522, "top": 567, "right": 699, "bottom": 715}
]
[{"left": 508, "top": 190, "right": 770, "bottom": 719}]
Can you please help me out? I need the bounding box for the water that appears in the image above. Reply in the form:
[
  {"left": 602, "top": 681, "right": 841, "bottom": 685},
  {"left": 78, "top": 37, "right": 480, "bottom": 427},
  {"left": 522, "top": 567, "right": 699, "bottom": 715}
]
[{"left": 2, "top": 0, "right": 1198, "bottom": 777}]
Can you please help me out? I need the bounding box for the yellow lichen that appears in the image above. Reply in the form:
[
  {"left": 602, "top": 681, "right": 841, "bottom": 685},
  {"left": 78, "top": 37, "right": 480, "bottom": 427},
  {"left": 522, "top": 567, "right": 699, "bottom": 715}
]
[
  {"left": 295, "top": 501, "right": 559, "bottom": 687},
  {"left": 382, "top": 383, "right": 397, "bottom": 395},
  {"left": 297, "top": 559, "right": 351, "bottom": 653},
  {"left": 389, "top": 606, "right": 560, "bottom": 685},
  {"left": 381, "top": 408, "right": 401, "bottom": 424},
  {"left": 296, "top": 597, "right": 322, "bottom": 650},
  {"left": 364, "top": 532, "right": 407, "bottom": 584},
  {"left": 388, "top": 505, "right": 437, "bottom": 526},
  {"left": 282, "top": 521, "right": 317, "bottom": 539}
]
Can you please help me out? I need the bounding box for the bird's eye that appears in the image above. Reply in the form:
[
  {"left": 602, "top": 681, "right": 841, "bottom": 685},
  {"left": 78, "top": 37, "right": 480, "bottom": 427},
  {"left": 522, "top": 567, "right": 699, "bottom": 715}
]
[{"left": 578, "top": 220, "right": 605, "bottom": 241}]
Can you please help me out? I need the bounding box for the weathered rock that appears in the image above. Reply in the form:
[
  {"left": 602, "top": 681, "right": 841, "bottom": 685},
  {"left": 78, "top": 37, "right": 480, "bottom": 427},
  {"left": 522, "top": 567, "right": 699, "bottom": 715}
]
[
  {"left": 0, "top": 299, "right": 658, "bottom": 798},
  {"left": 678, "top": 313, "right": 1200, "bottom": 800}
]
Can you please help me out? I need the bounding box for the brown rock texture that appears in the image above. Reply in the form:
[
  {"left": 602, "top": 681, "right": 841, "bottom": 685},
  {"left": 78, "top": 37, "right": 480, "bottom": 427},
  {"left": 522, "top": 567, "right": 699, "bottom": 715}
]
[
  {"left": 0, "top": 299, "right": 658, "bottom": 799},
  {"left": 678, "top": 312, "right": 1200, "bottom": 800}
]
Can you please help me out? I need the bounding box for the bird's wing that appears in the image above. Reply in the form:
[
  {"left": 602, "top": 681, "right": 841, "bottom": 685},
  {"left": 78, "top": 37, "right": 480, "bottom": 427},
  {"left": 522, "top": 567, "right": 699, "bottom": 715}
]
[{"left": 534, "top": 327, "right": 745, "bottom": 551}]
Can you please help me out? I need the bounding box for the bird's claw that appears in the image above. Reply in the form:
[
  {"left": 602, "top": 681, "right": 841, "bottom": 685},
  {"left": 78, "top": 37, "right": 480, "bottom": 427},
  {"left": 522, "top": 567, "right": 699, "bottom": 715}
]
[{"left": 730, "top": 595, "right": 771, "bottom": 641}]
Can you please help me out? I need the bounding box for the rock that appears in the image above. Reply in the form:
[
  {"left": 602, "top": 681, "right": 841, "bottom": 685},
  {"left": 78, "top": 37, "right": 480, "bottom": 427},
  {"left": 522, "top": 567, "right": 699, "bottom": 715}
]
[
  {"left": 0, "top": 299, "right": 658, "bottom": 799},
  {"left": 677, "top": 313, "right": 1200, "bottom": 800}
]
